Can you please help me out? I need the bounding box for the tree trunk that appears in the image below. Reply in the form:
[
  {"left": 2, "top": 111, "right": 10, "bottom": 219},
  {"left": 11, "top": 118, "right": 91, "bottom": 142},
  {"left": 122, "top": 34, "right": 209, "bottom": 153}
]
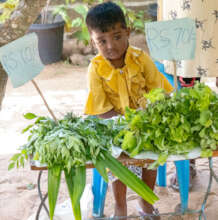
[
  {"left": 0, "top": 65, "right": 7, "bottom": 110},
  {"left": 0, "top": 0, "right": 48, "bottom": 110}
]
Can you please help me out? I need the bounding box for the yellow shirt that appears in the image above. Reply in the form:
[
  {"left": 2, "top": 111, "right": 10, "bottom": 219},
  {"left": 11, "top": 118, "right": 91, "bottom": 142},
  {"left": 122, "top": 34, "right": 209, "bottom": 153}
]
[{"left": 84, "top": 46, "right": 173, "bottom": 115}]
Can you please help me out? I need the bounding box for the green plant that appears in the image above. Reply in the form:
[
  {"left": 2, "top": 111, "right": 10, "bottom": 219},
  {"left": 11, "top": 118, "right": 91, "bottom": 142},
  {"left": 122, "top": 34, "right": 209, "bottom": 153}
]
[
  {"left": 0, "top": 0, "right": 19, "bottom": 23},
  {"left": 8, "top": 113, "right": 158, "bottom": 220},
  {"left": 52, "top": 2, "right": 88, "bottom": 45},
  {"left": 70, "top": 4, "right": 90, "bottom": 45},
  {"left": 60, "top": 3, "right": 90, "bottom": 45},
  {"left": 114, "top": 83, "right": 218, "bottom": 169},
  {"left": 53, "top": 0, "right": 149, "bottom": 46},
  {"left": 116, "top": 1, "right": 150, "bottom": 33},
  {"left": 53, "top": 0, "right": 103, "bottom": 46}
]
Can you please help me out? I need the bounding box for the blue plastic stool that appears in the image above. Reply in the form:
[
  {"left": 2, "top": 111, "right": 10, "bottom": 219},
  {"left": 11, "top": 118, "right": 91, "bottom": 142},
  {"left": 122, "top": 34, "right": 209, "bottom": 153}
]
[
  {"left": 156, "top": 164, "right": 167, "bottom": 187},
  {"left": 156, "top": 161, "right": 190, "bottom": 212},
  {"left": 92, "top": 168, "right": 108, "bottom": 217},
  {"left": 174, "top": 160, "right": 190, "bottom": 212},
  {"left": 154, "top": 61, "right": 182, "bottom": 90}
]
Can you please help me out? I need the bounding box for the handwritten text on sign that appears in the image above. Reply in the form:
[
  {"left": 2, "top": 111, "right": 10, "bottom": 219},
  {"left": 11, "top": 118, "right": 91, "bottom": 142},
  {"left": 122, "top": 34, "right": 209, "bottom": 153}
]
[
  {"left": 145, "top": 18, "right": 196, "bottom": 61},
  {"left": 0, "top": 33, "right": 44, "bottom": 88}
]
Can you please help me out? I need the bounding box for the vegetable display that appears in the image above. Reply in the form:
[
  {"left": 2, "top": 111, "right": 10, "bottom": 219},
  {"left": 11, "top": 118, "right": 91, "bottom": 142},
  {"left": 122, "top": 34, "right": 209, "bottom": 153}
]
[
  {"left": 114, "top": 83, "right": 218, "bottom": 168},
  {"left": 8, "top": 113, "right": 158, "bottom": 220},
  {"left": 8, "top": 82, "right": 217, "bottom": 219}
]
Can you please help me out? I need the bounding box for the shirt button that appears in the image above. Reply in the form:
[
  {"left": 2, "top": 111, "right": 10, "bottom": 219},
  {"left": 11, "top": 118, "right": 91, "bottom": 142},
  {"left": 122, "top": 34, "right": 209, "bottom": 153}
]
[{"left": 120, "top": 70, "right": 123, "bottom": 74}]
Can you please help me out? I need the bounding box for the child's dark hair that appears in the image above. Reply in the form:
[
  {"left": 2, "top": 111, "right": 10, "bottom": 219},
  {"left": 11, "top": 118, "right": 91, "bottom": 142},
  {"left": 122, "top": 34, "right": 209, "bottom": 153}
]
[{"left": 86, "top": 1, "right": 127, "bottom": 32}]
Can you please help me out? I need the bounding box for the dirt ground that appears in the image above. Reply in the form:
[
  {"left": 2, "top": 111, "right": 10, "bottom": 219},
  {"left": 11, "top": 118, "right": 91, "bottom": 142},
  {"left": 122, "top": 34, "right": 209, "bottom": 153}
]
[{"left": 0, "top": 34, "right": 218, "bottom": 220}]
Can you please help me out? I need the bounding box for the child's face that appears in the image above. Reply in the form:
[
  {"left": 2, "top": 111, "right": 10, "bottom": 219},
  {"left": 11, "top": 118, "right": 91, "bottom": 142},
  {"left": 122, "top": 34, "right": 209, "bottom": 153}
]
[{"left": 91, "top": 23, "right": 130, "bottom": 63}]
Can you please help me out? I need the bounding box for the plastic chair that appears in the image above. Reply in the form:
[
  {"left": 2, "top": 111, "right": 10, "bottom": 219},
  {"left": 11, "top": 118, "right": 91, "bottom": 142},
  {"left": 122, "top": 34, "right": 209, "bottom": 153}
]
[
  {"left": 156, "top": 164, "right": 167, "bottom": 187},
  {"left": 92, "top": 61, "right": 189, "bottom": 217},
  {"left": 92, "top": 168, "right": 108, "bottom": 217},
  {"left": 174, "top": 160, "right": 190, "bottom": 212},
  {"left": 156, "top": 161, "right": 190, "bottom": 212},
  {"left": 154, "top": 61, "right": 182, "bottom": 90}
]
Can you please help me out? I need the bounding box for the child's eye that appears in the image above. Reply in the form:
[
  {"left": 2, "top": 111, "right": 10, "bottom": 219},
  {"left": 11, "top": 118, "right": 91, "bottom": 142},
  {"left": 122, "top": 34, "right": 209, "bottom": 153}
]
[
  {"left": 98, "top": 39, "right": 106, "bottom": 45},
  {"left": 114, "top": 35, "right": 121, "bottom": 40}
]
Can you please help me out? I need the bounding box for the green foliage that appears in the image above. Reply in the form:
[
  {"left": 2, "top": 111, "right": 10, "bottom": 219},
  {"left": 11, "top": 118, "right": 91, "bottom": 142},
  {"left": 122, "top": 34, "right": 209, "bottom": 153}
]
[
  {"left": 8, "top": 113, "right": 158, "bottom": 219},
  {"left": 114, "top": 83, "right": 218, "bottom": 168},
  {"left": 144, "top": 88, "right": 166, "bottom": 103},
  {"left": 116, "top": 1, "right": 150, "bottom": 33},
  {"left": 0, "top": 0, "right": 19, "bottom": 23},
  {"left": 0, "top": 0, "right": 149, "bottom": 46},
  {"left": 70, "top": 4, "right": 90, "bottom": 45},
  {"left": 52, "top": 4, "right": 72, "bottom": 28},
  {"left": 23, "top": 112, "right": 37, "bottom": 120},
  {"left": 121, "top": 130, "right": 137, "bottom": 151},
  {"left": 64, "top": 166, "right": 86, "bottom": 220},
  {"left": 52, "top": 3, "right": 90, "bottom": 45},
  {"left": 48, "top": 166, "right": 62, "bottom": 220},
  {"left": 0, "top": 0, "right": 148, "bottom": 44},
  {"left": 100, "top": 151, "right": 159, "bottom": 204},
  {"left": 53, "top": 0, "right": 149, "bottom": 46}
]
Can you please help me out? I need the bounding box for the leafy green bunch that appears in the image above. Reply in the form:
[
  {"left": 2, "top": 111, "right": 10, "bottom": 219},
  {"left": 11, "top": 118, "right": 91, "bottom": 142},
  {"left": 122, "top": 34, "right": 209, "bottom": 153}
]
[
  {"left": 9, "top": 112, "right": 158, "bottom": 220},
  {"left": 114, "top": 83, "right": 218, "bottom": 168},
  {"left": 9, "top": 113, "right": 118, "bottom": 170}
]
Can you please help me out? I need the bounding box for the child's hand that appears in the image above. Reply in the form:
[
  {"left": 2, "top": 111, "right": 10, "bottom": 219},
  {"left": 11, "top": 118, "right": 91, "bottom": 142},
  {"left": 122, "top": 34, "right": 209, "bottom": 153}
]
[{"left": 136, "top": 107, "right": 143, "bottom": 111}]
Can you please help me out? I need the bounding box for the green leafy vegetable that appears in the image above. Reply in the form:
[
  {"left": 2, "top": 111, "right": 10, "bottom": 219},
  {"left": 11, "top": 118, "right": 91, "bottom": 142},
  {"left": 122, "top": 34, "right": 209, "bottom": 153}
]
[
  {"left": 115, "top": 83, "right": 218, "bottom": 167},
  {"left": 9, "top": 113, "right": 158, "bottom": 219}
]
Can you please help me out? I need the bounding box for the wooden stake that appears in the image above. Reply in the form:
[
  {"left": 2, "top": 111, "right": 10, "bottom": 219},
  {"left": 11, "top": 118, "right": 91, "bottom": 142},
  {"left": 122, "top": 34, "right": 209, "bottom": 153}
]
[
  {"left": 31, "top": 79, "right": 57, "bottom": 121},
  {"left": 173, "top": 60, "right": 178, "bottom": 91}
]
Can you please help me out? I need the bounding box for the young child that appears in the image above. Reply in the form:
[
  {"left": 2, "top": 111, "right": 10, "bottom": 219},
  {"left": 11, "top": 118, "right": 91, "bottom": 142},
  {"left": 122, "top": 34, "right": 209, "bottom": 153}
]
[{"left": 84, "top": 1, "right": 173, "bottom": 219}]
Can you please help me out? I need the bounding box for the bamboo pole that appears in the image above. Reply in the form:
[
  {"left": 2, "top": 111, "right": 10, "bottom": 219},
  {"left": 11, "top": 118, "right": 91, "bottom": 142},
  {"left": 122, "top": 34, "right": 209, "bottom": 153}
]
[{"left": 31, "top": 79, "right": 57, "bottom": 121}]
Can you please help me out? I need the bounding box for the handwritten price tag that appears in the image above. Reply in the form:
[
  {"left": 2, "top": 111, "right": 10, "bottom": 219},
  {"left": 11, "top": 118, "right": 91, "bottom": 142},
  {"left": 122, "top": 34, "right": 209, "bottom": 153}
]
[
  {"left": 145, "top": 18, "right": 196, "bottom": 61},
  {"left": 0, "top": 33, "right": 44, "bottom": 88}
]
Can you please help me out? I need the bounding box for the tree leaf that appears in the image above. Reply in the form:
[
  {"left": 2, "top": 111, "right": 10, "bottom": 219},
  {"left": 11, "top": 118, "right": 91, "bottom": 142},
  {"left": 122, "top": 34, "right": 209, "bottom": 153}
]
[
  {"left": 23, "top": 113, "right": 37, "bottom": 120},
  {"left": 48, "top": 166, "right": 62, "bottom": 220},
  {"left": 73, "top": 5, "right": 88, "bottom": 19},
  {"left": 8, "top": 162, "right": 15, "bottom": 170},
  {"left": 10, "top": 153, "right": 20, "bottom": 161},
  {"left": 22, "top": 124, "right": 34, "bottom": 133},
  {"left": 64, "top": 166, "right": 86, "bottom": 220}
]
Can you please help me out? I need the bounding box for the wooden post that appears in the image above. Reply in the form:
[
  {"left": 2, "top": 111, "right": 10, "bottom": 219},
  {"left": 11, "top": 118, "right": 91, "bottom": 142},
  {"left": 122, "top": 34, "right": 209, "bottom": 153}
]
[
  {"left": 31, "top": 79, "right": 57, "bottom": 121},
  {"left": 173, "top": 60, "right": 178, "bottom": 91},
  {"left": 157, "top": 0, "right": 163, "bottom": 21}
]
